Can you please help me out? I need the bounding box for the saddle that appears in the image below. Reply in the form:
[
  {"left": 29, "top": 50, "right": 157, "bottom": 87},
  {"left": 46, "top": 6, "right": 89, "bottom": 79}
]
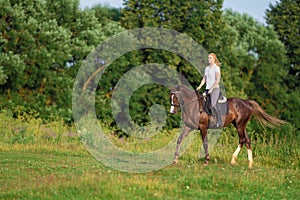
[{"left": 201, "top": 91, "right": 229, "bottom": 116}]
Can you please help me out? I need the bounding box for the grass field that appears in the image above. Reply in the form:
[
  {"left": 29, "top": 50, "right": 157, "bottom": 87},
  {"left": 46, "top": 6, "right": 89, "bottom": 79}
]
[
  {"left": 0, "top": 145, "right": 300, "bottom": 199},
  {"left": 0, "top": 143, "right": 299, "bottom": 200},
  {"left": 0, "top": 113, "right": 299, "bottom": 199}
]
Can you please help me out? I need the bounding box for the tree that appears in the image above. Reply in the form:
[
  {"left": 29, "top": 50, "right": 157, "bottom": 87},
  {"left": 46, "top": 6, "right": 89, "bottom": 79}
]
[
  {"left": 92, "top": 5, "right": 122, "bottom": 23},
  {"left": 116, "top": 0, "right": 225, "bottom": 128},
  {"left": 121, "top": 0, "right": 223, "bottom": 48},
  {"left": 266, "top": 0, "right": 300, "bottom": 90},
  {"left": 0, "top": 0, "right": 125, "bottom": 122},
  {"left": 0, "top": 0, "right": 74, "bottom": 122},
  {"left": 120, "top": 0, "right": 225, "bottom": 86},
  {"left": 0, "top": 0, "right": 72, "bottom": 90},
  {"left": 265, "top": 0, "right": 300, "bottom": 129},
  {"left": 221, "top": 10, "right": 300, "bottom": 128}
]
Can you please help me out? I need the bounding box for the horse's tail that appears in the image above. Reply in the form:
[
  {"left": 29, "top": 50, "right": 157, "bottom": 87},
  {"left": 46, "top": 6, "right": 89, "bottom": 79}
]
[{"left": 249, "top": 100, "right": 287, "bottom": 128}]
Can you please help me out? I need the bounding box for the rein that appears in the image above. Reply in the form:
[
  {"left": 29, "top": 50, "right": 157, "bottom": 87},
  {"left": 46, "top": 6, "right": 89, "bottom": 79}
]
[
  {"left": 181, "top": 98, "right": 202, "bottom": 108},
  {"left": 171, "top": 91, "right": 204, "bottom": 108}
]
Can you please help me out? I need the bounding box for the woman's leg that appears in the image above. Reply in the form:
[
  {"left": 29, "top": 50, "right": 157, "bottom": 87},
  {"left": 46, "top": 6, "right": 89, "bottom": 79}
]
[
  {"left": 211, "top": 88, "right": 222, "bottom": 127},
  {"left": 210, "top": 88, "right": 220, "bottom": 107}
]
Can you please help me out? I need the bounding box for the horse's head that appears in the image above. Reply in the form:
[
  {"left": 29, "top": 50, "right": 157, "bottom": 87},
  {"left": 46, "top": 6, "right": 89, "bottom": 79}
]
[
  {"left": 169, "top": 87, "right": 181, "bottom": 114},
  {"left": 170, "top": 86, "right": 204, "bottom": 114}
]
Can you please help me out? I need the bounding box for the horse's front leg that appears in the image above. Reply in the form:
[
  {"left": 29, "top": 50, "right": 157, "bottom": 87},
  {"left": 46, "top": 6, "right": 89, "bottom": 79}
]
[
  {"left": 173, "top": 125, "right": 193, "bottom": 164},
  {"left": 201, "top": 128, "right": 210, "bottom": 166}
]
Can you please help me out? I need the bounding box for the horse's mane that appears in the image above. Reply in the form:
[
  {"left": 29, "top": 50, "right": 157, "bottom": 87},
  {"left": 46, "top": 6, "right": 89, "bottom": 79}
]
[
  {"left": 176, "top": 85, "right": 193, "bottom": 91},
  {"left": 172, "top": 85, "right": 204, "bottom": 102}
]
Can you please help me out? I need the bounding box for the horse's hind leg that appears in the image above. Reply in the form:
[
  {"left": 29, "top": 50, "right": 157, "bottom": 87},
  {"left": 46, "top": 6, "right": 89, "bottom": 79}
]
[
  {"left": 231, "top": 144, "right": 242, "bottom": 165},
  {"left": 173, "top": 125, "right": 192, "bottom": 164},
  {"left": 231, "top": 126, "right": 253, "bottom": 168},
  {"left": 247, "top": 146, "right": 253, "bottom": 169},
  {"left": 244, "top": 133, "right": 253, "bottom": 168}
]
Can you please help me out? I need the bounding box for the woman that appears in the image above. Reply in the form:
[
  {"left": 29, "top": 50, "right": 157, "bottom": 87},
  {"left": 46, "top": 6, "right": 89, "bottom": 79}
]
[{"left": 196, "top": 53, "right": 222, "bottom": 127}]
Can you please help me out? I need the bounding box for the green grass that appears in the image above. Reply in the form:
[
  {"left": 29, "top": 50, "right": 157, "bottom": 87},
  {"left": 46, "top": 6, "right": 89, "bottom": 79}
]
[
  {"left": 0, "top": 140, "right": 299, "bottom": 200},
  {"left": 0, "top": 112, "right": 299, "bottom": 199}
]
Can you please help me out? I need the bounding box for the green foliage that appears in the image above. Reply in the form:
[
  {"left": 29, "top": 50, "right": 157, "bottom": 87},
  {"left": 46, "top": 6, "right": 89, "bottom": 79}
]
[
  {"left": 266, "top": 0, "right": 300, "bottom": 90},
  {"left": 0, "top": 109, "right": 79, "bottom": 145},
  {"left": 0, "top": 0, "right": 125, "bottom": 122},
  {"left": 266, "top": 0, "right": 300, "bottom": 128},
  {"left": 120, "top": 0, "right": 223, "bottom": 71},
  {"left": 109, "top": 0, "right": 224, "bottom": 128},
  {"left": 0, "top": 0, "right": 72, "bottom": 88},
  {"left": 221, "top": 10, "right": 289, "bottom": 119},
  {"left": 92, "top": 5, "right": 122, "bottom": 23},
  {"left": 121, "top": 0, "right": 224, "bottom": 74},
  {"left": 122, "top": 0, "right": 223, "bottom": 44},
  {"left": 0, "top": 0, "right": 298, "bottom": 129}
]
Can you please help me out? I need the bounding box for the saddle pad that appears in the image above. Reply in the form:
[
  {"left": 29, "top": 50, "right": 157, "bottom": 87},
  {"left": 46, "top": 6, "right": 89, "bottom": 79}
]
[{"left": 202, "top": 96, "right": 229, "bottom": 116}]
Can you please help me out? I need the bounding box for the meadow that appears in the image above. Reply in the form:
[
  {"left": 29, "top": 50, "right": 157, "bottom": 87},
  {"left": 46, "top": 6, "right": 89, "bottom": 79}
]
[{"left": 0, "top": 111, "right": 299, "bottom": 199}]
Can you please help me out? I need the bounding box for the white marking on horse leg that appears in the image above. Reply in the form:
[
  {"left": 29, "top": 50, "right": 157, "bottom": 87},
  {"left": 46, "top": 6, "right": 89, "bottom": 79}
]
[
  {"left": 170, "top": 94, "right": 175, "bottom": 113},
  {"left": 247, "top": 149, "right": 253, "bottom": 161},
  {"left": 247, "top": 148, "right": 253, "bottom": 169},
  {"left": 231, "top": 145, "right": 241, "bottom": 165},
  {"left": 233, "top": 145, "right": 241, "bottom": 157}
]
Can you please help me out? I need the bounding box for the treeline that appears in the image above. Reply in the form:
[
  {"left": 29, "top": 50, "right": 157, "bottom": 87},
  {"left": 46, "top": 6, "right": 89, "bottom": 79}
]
[{"left": 0, "top": 0, "right": 299, "bottom": 129}]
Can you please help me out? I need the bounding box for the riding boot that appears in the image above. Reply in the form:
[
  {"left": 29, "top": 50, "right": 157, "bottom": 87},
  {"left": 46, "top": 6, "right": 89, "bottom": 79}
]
[{"left": 212, "top": 106, "right": 222, "bottom": 127}]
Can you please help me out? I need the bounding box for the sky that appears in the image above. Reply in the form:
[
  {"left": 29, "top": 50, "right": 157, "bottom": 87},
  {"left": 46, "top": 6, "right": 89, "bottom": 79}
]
[{"left": 79, "top": 0, "right": 279, "bottom": 24}]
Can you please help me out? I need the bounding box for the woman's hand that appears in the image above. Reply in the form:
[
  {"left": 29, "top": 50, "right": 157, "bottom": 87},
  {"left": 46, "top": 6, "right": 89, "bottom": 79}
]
[{"left": 196, "top": 86, "right": 201, "bottom": 91}]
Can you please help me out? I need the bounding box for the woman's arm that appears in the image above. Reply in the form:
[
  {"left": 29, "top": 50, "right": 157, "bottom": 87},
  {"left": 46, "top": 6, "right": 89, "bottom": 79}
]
[
  {"left": 196, "top": 76, "right": 206, "bottom": 91},
  {"left": 208, "top": 71, "right": 220, "bottom": 93}
]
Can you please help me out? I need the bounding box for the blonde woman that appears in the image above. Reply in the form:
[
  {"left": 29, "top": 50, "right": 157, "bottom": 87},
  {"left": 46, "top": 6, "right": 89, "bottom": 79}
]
[{"left": 196, "top": 53, "right": 222, "bottom": 127}]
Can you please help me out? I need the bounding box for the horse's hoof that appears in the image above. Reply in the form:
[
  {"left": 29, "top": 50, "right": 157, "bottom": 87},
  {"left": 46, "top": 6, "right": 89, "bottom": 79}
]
[
  {"left": 203, "top": 160, "right": 209, "bottom": 166},
  {"left": 231, "top": 156, "right": 237, "bottom": 165},
  {"left": 248, "top": 161, "right": 253, "bottom": 169},
  {"left": 173, "top": 159, "right": 179, "bottom": 165}
]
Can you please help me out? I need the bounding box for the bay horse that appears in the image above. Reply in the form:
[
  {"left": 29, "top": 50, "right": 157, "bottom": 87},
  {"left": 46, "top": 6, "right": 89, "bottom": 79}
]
[{"left": 169, "top": 86, "right": 286, "bottom": 168}]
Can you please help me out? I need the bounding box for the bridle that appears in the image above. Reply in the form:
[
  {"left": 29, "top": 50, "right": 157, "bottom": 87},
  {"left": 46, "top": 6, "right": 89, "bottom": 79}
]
[
  {"left": 170, "top": 91, "right": 181, "bottom": 107},
  {"left": 170, "top": 91, "right": 204, "bottom": 108}
]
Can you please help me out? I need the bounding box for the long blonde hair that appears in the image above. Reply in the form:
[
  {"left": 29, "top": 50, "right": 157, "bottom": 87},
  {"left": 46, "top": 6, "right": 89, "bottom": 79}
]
[{"left": 209, "top": 53, "right": 221, "bottom": 67}]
